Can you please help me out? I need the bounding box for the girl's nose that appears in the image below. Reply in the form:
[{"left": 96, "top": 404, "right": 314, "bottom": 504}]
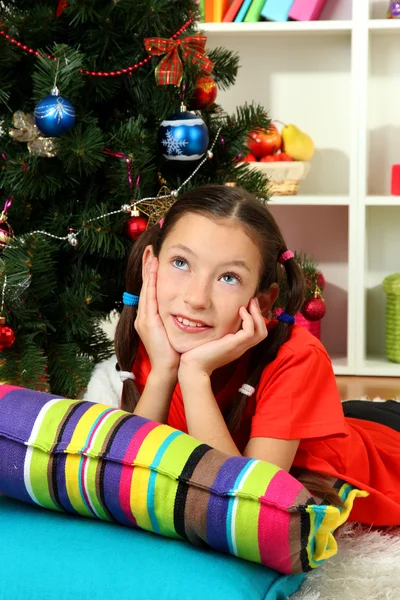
[{"left": 183, "top": 277, "right": 211, "bottom": 310}]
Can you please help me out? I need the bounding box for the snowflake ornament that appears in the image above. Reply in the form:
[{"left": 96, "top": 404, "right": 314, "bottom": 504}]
[
  {"left": 159, "top": 106, "right": 209, "bottom": 162},
  {"left": 161, "top": 130, "right": 188, "bottom": 156}
]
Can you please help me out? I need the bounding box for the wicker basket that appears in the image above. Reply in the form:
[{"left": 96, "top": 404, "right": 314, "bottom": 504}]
[
  {"left": 382, "top": 273, "right": 400, "bottom": 363},
  {"left": 250, "top": 161, "right": 311, "bottom": 196}
]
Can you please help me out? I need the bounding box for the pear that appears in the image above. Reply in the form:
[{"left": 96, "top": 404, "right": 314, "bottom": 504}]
[{"left": 281, "top": 124, "right": 315, "bottom": 162}]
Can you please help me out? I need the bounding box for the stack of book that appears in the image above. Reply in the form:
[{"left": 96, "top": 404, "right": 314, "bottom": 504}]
[{"left": 200, "top": 0, "right": 328, "bottom": 23}]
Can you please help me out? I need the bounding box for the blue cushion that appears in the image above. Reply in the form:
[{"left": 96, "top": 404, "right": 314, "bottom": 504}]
[{"left": 0, "top": 495, "right": 305, "bottom": 600}]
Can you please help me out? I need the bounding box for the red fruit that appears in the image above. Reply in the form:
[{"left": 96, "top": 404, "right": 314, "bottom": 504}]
[
  {"left": 260, "top": 155, "right": 279, "bottom": 162},
  {"left": 278, "top": 152, "right": 294, "bottom": 162},
  {"left": 241, "top": 152, "right": 257, "bottom": 162},
  {"left": 247, "top": 124, "right": 282, "bottom": 159}
]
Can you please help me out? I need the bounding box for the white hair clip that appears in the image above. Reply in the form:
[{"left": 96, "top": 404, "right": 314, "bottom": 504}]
[
  {"left": 119, "top": 371, "right": 135, "bottom": 382},
  {"left": 238, "top": 384, "right": 255, "bottom": 397}
]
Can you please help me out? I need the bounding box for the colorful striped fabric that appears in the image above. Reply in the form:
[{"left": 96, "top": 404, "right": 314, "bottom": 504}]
[{"left": 0, "top": 385, "right": 366, "bottom": 574}]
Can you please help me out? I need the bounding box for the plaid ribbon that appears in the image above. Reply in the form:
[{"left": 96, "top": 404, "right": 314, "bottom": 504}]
[
  {"left": 56, "top": 0, "right": 68, "bottom": 17},
  {"left": 144, "top": 35, "right": 214, "bottom": 86}
]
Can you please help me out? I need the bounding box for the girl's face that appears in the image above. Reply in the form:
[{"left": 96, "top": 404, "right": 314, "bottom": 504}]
[{"left": 151, "top": 213, "right": 264, "bottom": 354}]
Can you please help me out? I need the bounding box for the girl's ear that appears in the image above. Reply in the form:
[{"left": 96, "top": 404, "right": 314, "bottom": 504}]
[
  {"left": 257, "top": 283, "right": 279, "bottom": 317},
  {"left": 142, "top": 245, "right": 154, "bottom": 281}
]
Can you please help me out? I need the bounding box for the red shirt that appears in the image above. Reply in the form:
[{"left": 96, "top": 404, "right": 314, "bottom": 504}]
[{"left": 131, "top": 323, "right": 400, "bottom": 526}]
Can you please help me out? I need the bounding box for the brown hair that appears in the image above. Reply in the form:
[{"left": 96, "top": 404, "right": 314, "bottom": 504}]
[{"left": 115, "top": 184, "right": 342, "bottom": 506}]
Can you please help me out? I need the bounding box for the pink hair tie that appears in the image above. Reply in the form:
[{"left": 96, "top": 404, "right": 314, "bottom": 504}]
[
  {"left": 279, "top": 250, "right": 294, "bottom": 264},
  {"left": 159, "top": 219, "right": 164, "bottom": 229}
]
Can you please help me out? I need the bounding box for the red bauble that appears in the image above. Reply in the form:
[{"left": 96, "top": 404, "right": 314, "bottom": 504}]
[
  {"left": 190, "top": 76, "right": 218, "bottom": 110},
  {"left": 302, "top": 297, "right": 326, "bottom": 322},
  {"left": 247, "top": 124, "right": 282, "bottom": 159},
  {"left": 0, "top": 318, "right": 15, "bottom": 350},
  {"left": 56, "top": 0, "right": 68, "bottom": 17},
  {"left": 0, "top": 220, "right": 14, "bottom": 251},
  {"left": 317, "top": 272, "right": 325, "bottom": 290},
  {"left": 124, "top": 215, "right": 148, "bottom": 241}
]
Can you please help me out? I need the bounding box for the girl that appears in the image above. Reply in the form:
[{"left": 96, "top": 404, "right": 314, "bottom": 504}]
[{"left": 115, "top": 184, "right": 400, "bottom": 526}]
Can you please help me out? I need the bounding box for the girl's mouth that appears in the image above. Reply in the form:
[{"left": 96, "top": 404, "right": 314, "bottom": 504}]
[{"left": 172, "top": 315, "right": 211, "bottom": 333}]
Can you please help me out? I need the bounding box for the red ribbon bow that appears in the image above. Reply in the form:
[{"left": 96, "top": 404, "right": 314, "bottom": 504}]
[{"left": 144, "top": 35, "right": 214, "bottom": 86}]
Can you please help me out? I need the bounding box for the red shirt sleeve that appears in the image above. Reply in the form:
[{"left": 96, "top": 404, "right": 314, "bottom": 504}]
[{"left": 250, "top": 343, "right": 347, "bottom": 441}]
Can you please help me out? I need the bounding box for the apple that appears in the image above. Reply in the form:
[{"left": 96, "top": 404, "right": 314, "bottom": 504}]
[
  {"left": 247, "top": 124, "right": 282, "bottom": 159},
  {"left": 260, "top": 155, "right": 279, "bottom": 162}
]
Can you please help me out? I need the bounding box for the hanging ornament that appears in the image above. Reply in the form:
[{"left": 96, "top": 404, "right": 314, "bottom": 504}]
[
  {"left": 67, "top": 230, "right": 79, "bottom": 247},
  {"left": 158, "top": 103, "right": 209, "bottom": 161},
  {"left": 34, "top": 87, "right": 76, "bottom": 137},
  {"left": 9, "top": 111, "right": 57, "bottom": 158},
  {"left": 190, "top": 75, "right": 218, "bottom": 110},
  {"left": 302, "top": 290, "right": 326, "bottom": 322},
  {"left": 0, "top": 199, "right": 14, "bottom": 252},
  {"left": 124, "top": 207, "right": 148, "bottom": 241},
  {"left": 56, "top": 0, "right": 68, "bottom": 16},
  {"left": 0, "top": 316, "right": 15, "bottom": 350},
  {"left": 0, "top": 221, "right": 14, "bottom": 251}
]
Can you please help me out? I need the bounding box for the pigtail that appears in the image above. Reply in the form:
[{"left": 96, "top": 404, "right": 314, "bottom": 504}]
[
  {"left": 226, "top": 251, "right": 305, "bottom": 433},
  {"left": 115, "top": 224, "right": 162, "bottom": 412}
]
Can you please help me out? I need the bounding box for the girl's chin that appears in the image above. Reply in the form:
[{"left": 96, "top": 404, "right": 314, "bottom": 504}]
[{"left": 169, "top": 338, "right": 206, "bottom": 354}]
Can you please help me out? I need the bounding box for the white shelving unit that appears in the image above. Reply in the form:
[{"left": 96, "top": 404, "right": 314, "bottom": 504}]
[{"left": 201, "top": 0, "right": 400, "bottom": 377}]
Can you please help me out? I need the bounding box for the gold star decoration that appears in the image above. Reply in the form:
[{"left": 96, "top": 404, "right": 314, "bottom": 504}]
[{"left": 134, "top": 186, "right": 177, "bottom": 227}]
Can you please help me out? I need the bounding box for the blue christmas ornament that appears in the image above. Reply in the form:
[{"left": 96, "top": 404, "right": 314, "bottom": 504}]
[
  {"left": 159, "top": 104, "right": 209, "bottom": 161},
  {"left": 34, "top": 87, "right": 76, "bottom": 137}
]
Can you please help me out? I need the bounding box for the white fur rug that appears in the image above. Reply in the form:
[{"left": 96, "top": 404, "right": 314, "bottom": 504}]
[
  {"left": 291, "top": 523, "right": 400, "bottom": 599},
  {"left": 84, "top": 357, "right": 400, "bottom": 599}
]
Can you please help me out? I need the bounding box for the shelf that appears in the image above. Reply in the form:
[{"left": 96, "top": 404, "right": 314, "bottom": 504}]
[
  {"left": 199, "top": 21, "right": 353, "bottom": 35},
  {"left": 200, "top": 19, "right": 400, "bottom": 36},
  {"left": 366, "top": 196, "right": 400, "bottom": 205},
  {"left": 269, "top": 195, "right": 349, "bottom": 205},
  {"left": 331, "top": 356, "right": 350, "bottom": 375},
  {"left": 368, "top": 19, "right": 400, "bottom": 34},
  {"left": 360, "top": 357, "right": 400, "bottom": 377}
]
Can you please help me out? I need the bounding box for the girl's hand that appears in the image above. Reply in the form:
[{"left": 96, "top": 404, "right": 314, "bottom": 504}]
[
  {"left": 134, "top": 257, "right": 180, "bottom": 380},
  {"left": 178, "top": 298, "right": 267, "bottom": 379}
]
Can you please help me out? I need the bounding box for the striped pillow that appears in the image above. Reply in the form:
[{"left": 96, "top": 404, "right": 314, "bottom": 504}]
[{"left": 0, "top": 385, "right": 366, "bottom": 574}]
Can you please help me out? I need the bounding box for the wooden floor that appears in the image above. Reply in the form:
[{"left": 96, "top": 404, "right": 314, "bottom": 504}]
[{"left": 336, "top": 376, "right": 400, "bottom": 401}]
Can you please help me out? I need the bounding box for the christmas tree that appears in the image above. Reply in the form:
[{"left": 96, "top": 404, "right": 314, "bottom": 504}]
[{"left": 0, "top": 0, "right": 270, "bottom": 397}]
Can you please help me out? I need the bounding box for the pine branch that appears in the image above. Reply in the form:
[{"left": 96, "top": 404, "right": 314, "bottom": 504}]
[
  {"left": 0, "top": 335, "right": 49, "bottom": 392},
  {"left": 47, "top": 341, "right": 94, "bottom": 398},
  {"left": 57, "top": 122, "right": 105, "bottom": 176},
  {"left": 207, "top": 47, "right": 239, "bottom": 91}
]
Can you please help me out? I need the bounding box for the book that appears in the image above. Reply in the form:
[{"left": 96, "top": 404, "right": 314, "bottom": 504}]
[
  {"left": 199, "top": 0, "right": 205, "bottom": 22},
  {"left": 261, "top": 0, "right": 295, "bottom": 22},
  {"left": 234, "top": 0, "right": 253, "bottom": 22},
  {"left": 223, "top": 0, "right": 245, "bottom": 22},
  {"left": 213, "top": 0, "right": 231, "bottom": 22},
  {"left": 289, "top": 0, "right": 328, "bottom": 21},
  {"left": 244, "top": 0, "right": 266, "bottom": 22},
  {"left": 204, "top": 0, "right": 214, "bottom": 22}
]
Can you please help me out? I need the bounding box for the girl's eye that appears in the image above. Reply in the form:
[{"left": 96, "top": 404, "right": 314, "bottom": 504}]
[
  {"left": 172, "top": 257, "right": 189, "bottom": 270},
  {"left": 220, "top": 273, "right": 241, "bottom": 285}
]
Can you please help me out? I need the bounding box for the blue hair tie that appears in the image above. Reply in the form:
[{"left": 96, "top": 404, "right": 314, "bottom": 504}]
[
  {"left": 277, "top": 312, "right": 295, "bottom": 325},
  {"left": 123, "top": 292, "right": 139, "bottom": 307}
]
